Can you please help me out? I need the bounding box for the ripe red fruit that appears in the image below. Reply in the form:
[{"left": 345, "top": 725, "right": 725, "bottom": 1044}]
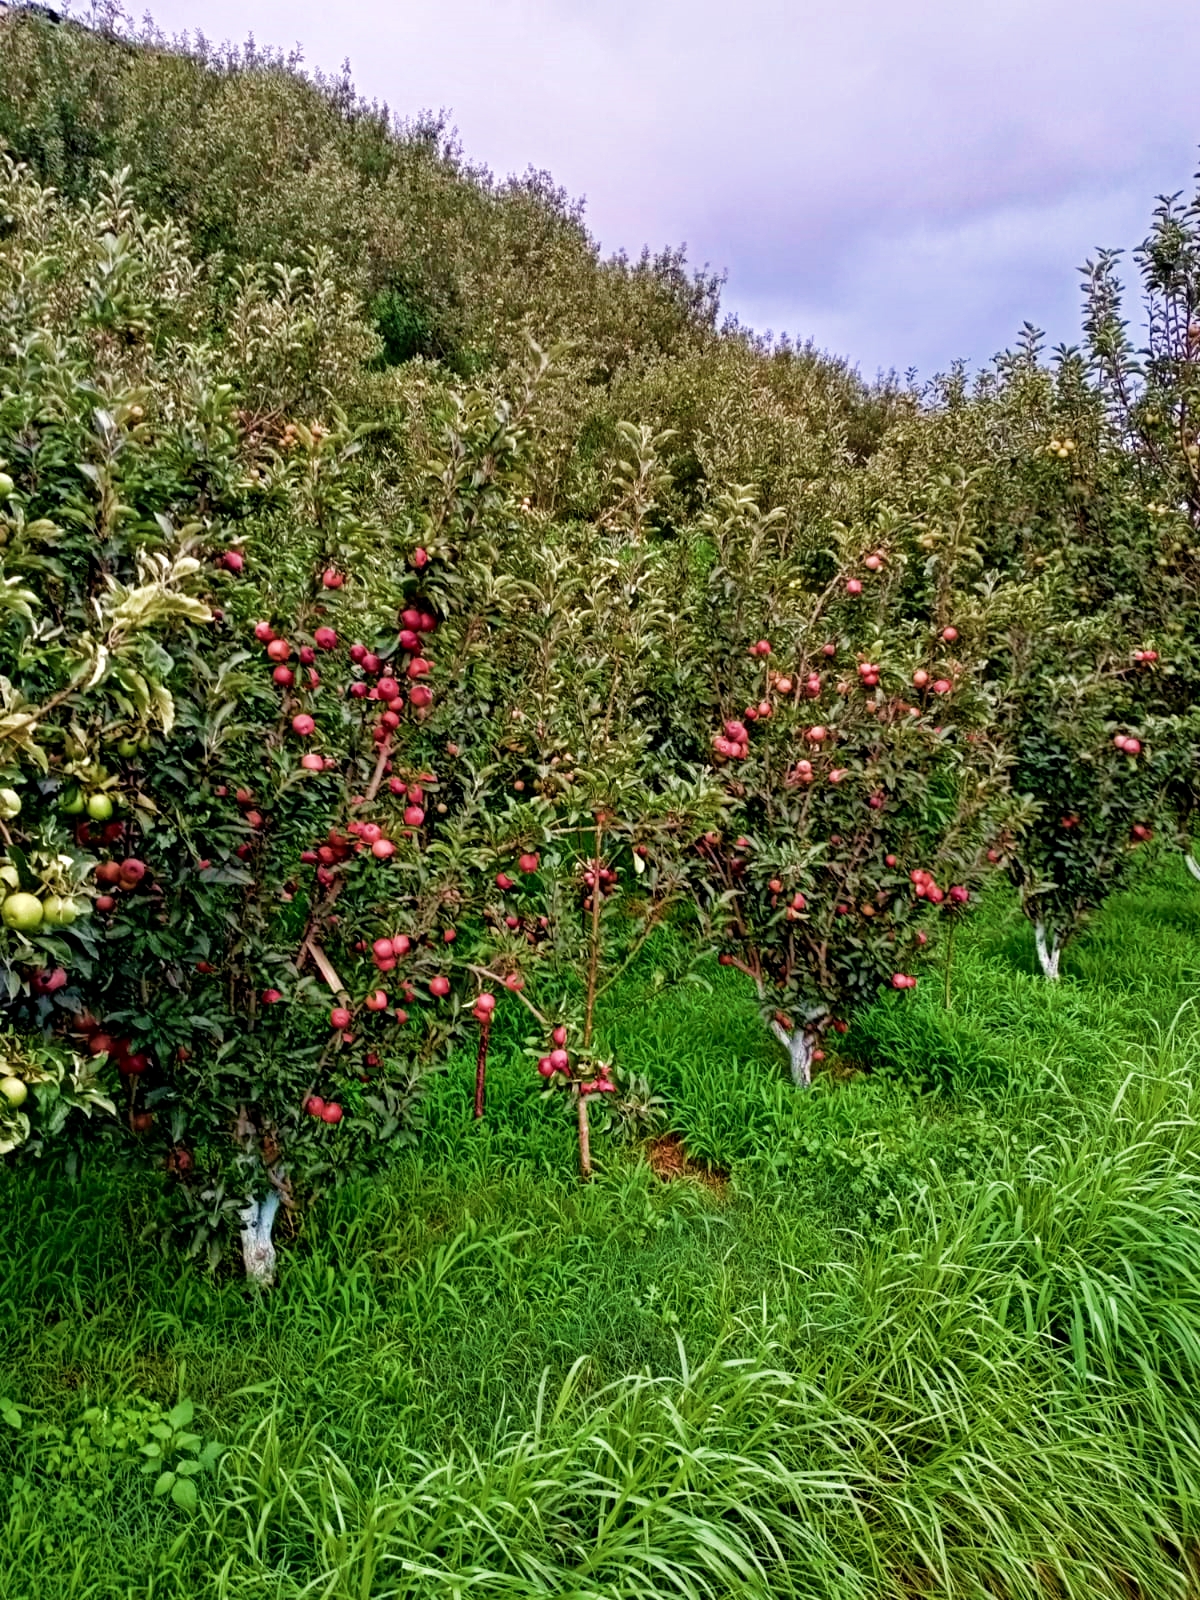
[
  {"left": 365, "top": 990, "right": 388, "bottom": 1012},
  {"left": 537, "top": 1057, "right": 554, "bottom": 1077},
  {"left": 372, "top": 938, "right": 395, "bottom": 963},
  {"left": 401, "top": 607, "right": 422, "bottom": 630},
  {"left": 398, "top": 628, "right": 420, "bottom": 652},
  {"left": 33, "top": 966, "right": 69, "bottom": 995},
  {"left": 89, "top": 1032, "right": 115, "bottom": 1057},
  {"left": 298, "top": 646, "right": 316, "bottom": 668},
  {"left": 864, "top": 553, "right": 883, "bottom": 571},
  {"left": 941, "top": 626, "right": 958, "bottom": 643},
  {"left": 429, "top": 976, "right": 451, "bottom": 998},
  {"left": 305, "top": 1095, "right": 325, "bottom": 1117},
  {"left": 131, "top": 1111, "right": 154, "bottom": 1132},
  {"left": 912, "top": 669, "right": 929, "bottom": 689},
  {"left": 496, "top": 872, "right": 515, "bottom": 891},
  {"left": 330, "top": 1007, "right": 351, "bottom": 1029},
  {"left": 377, "top": 676, "right": 400, "bottom": 700},
  {"left": 474, "top": 992, "right": 497, "bottom": 1015},
  {"left": 362, "top": 652, "right": 381, "bottom": 675},
  {"left": 221, "top": 550, "right": 244, "bottom": 572},
  {"left": 403, "top": 805, "right": 425, "bottom": 828},
  {"left": 322, "top": 568, "right": 344, "bottom": 589},
  {"left": 418, "top": 613, "right": 437, "bottom": 633},
  {"left": 411, "top": 547, "right": 429, "bottom": 568},
  {"left": 266, "top": 638, "right": 290, "bottom": 663},
  {"left": 322, "top": 1102, "right": 344, "bottom": 1123},
  {"left": 95, "top": 894, "right": 115, "bottom": 912},
  {"left": 273, "top": 666, "right": 295, "bottom": 687},
  {"left": 394, "top": 1008, "right": 409, "bottom": 1024},
  {"left": 244, "top": 810, "right": 263, "bottom": 830},
  {"left": 552, "top": 1025, "right": 568, "bottom": 1047},
  {"left": 504, "top": 973, "right": 525, "bottom": 991},
  {"left": 372, "top": 839, "right": 396, "bottom": 859},
  {"left": 549, "top": 1048, "right": 569, "bottom": 1072},
  {"left": 300, "top": 752, "right": 324, "bottom": 773},
  {"left": 262, "top": 989, "right": 284, "bottom": 1004},
  {"left": 410, "top": 685, "right": 433, "bottom": 709},
  {"left": 349, "top": 643, "right": 367, "bottom": 664},
  {"left": 891, "top": 973, "right": 912, "bottom": 989},
  {"left": 949, "top": 885, "right": 969, "bottom": 904},
  {"left": 291, "top": 713, "right": 316, "bottom": 737},
  {"left": 518, "top": 852, "right": 539, "bottom": 874},
  {"left": 407, "top": 658, "right": 431, "bottom": 679},
  {"left": 314, "top": 627, "right": 338, "bottom": 651},
  {"left": 829, "top": 768, "right": 848, "bottom": 784},
  {"left": 845, "top": 578, "right": 863, "bottom": 596},
  {"left": 932, "top": 679, "right": 952, "bottom": 695},
  {"left": 254, "top": 620, "right": 275, "bottom": 643}
]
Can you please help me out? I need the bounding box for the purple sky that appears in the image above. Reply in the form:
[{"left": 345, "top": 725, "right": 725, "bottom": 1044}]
[{"left": 126, "top": 0, "right": 1200, "bottom": 377}]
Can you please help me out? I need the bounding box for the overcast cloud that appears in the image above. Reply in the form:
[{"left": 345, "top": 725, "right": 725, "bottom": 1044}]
[{"left": 130, "top": 0, "right": 1200, "bottom": 377}]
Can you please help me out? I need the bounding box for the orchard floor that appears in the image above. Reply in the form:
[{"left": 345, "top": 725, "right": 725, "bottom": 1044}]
[{"left": 4, "top": 860, "right": 1200, "bottom": 1599}]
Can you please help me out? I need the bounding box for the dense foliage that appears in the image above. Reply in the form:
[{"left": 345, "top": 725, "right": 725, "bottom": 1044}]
[{"left": 0, "top": 6, "right": 1196, "bottom": 1287}]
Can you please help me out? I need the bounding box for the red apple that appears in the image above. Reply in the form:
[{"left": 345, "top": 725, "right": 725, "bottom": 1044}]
[{"left": 329, "top": 1007, "right": 351, "bottom": 1029}]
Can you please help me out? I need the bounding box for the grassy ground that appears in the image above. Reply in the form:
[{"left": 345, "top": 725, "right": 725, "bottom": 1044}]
[{"left": 3, "top": 858, "right": 1200, "bottom": 1598}]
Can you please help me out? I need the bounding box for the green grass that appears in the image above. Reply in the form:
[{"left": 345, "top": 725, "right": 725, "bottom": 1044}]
[{"left": 3, "top": 858, "right": 1200, "bottom": 1597}]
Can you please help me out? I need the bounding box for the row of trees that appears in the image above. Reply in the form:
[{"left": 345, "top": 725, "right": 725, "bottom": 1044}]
[{"left": 0, "top": 121, "right": 1196, "bottom": 1276}]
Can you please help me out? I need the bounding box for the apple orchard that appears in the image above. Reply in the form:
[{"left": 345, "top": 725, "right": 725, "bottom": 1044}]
[{"left": 0, "top": 155, "right": 1197, "bottom": 1283}]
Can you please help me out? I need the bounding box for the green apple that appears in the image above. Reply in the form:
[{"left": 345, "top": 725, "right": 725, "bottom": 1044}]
[
  {"left": 42, "top": 895, "right": 78, "bottom": 928},
  {"left": 86, "top": 793, "right": 114, "bottom": 822},
  {"left": 1, "top": 893, "right": 43, "bottom": 931},
  {"left": 59, "top": 787, "right": 85, "bottom": 815},
  {"left": 0, "top": 1076, "right": 27, "bottom": 1109}
]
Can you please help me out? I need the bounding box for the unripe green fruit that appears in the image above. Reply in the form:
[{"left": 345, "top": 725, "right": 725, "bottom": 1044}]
[
  {"left": 0, "top": 1076, "right": 27, "bottom": 1108},
  {"left": 1, "top": 892, "right": 43, "bottom": 931},
  {"left": 86, "top": 793, "right": 114, "bottom": 821},
  {"left": 0, "top": 788, "right": 19, "bottom": 820},
  {"left": 115, "top": 738, "right": 139, "bottom": 759},
  {"left": 42, "top": 895, "right": 77, "bottom": 928},
  {"left": 59, "top": 787, "right": 85, "bottom": 815},
  {"left": 0, "top": 473, "right": 13, "bottom": 499}
]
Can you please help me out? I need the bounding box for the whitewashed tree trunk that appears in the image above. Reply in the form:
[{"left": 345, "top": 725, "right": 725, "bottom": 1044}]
[
  {"left": 771, "top": 1019, "right": 814, "bottom": 1087},
  {"left": 240, "top": 1192, "right": 281, "bottom": 1287},
  {"left": 1185, "top": 849, "right": 1200, "bottom": 883},
  {"left": 1034, "top": 921, "right": 1062, "bottom": 981}
]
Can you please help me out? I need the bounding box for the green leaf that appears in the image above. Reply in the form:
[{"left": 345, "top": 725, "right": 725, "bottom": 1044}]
[
  {"left": 170, "top": 1476, "right": 198, "bottom": 1512},
  {"left": 152, "top": 1470, "right": 175, "bottom": 1497}
]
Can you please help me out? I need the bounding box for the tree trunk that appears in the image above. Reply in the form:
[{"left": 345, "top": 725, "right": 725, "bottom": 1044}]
[
  {"left": 577, "top": 1093, "right": 592, "bottom": 1179},
  {"left": 771, "top": 1019, "right": 814, "bottom": 1087},
  {"left": 473, "top": 1017, "right": 490, "bottom": 1120},
  {"left": 1185, "top": 849, "right": 1200, "bottom": 883},
  {"left": 240, "top": 1192, "right": 281, "bottom": 1287},
  {"left": 1034, "top": 921, "right": 1062, "bottom": 981}
]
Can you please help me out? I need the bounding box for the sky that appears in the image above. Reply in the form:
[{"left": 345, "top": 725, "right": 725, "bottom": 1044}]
[{"left": 122, "top": 0, "right": 1200, "bottom": 378}]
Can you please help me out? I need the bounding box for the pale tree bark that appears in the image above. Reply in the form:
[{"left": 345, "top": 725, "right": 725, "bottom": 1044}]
[
  {"left": 771, "top": 1019, "right": 815, "bottom": 1087},
  {"left": 1034, "top": 921, "right": 1062, "bottom": 981},
  {"left": 240, "top": 1192, "right": 281, "bottom": 1287},
  {"left": 1185, "top": 849, "right": 1200, "bottom": 883}
]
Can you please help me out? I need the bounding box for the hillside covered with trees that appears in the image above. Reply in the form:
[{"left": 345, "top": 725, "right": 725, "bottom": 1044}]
[{"left": 1, "top": 7, "right": 1200, "bottom": 1597}]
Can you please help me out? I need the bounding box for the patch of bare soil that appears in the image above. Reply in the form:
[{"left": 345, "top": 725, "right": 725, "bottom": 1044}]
[{"left": 643, "top": 1133, "right": 730, "bottom": 1198}]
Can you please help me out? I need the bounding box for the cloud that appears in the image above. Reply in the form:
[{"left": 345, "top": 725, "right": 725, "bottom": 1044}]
[{"left": 131, "top": 0, "right": 1200, "bottom": 374}]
